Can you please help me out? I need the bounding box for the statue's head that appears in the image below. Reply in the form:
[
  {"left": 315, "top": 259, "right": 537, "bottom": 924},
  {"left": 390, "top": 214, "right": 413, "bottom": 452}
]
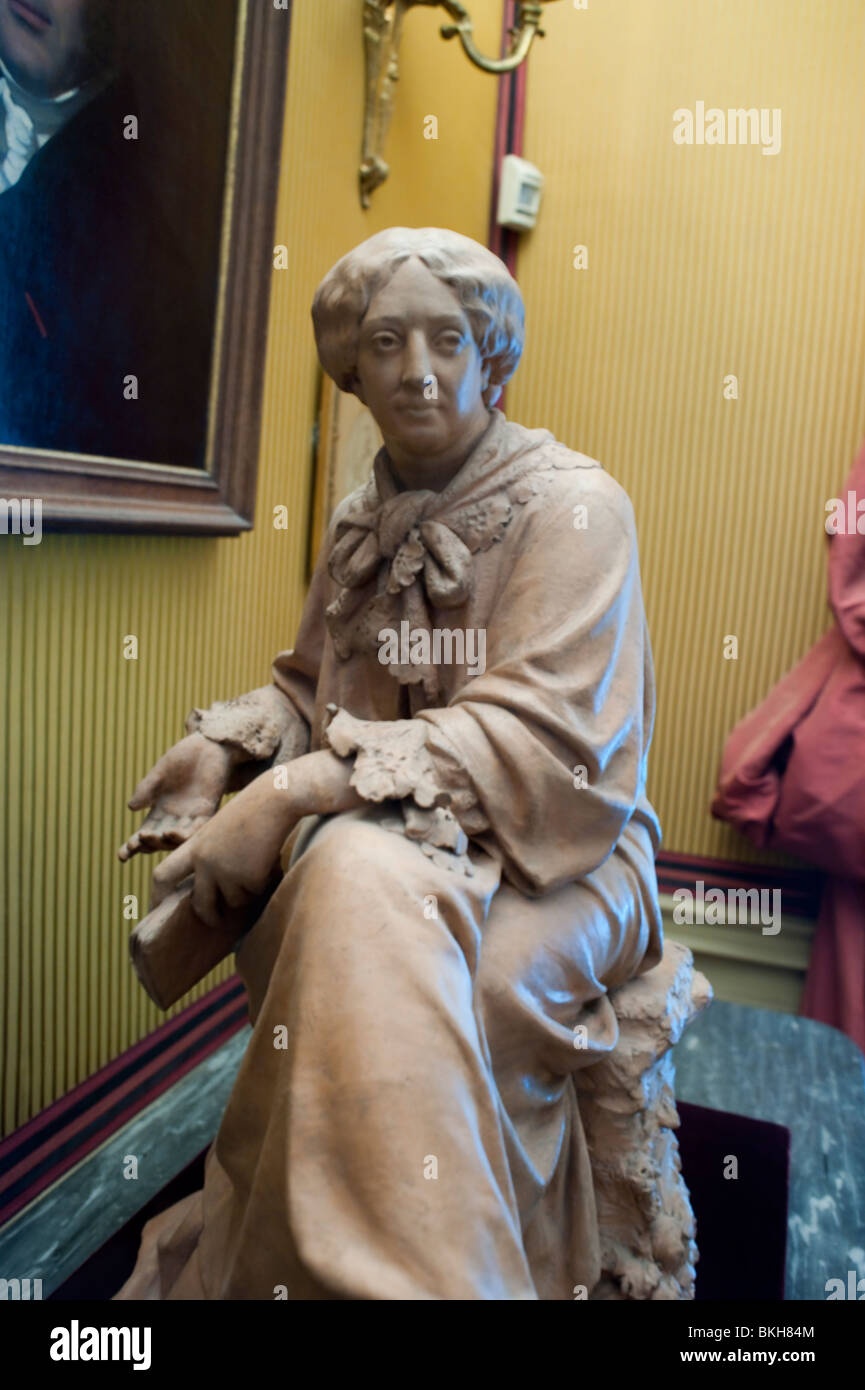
[
  {"left": 312, "top": 226, "right": 524, "bottom": 412},
  {"left": 312, "top": 228, "right": 525, "bottom": 479}
]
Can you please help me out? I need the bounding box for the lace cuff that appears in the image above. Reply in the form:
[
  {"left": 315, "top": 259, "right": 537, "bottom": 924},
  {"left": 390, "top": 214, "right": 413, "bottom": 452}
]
[
  {"left": 323, "top": 706, "right": 488, "bottom": 871},
  {"left": 186, "top": 684, "right": 310, "bottom": 764},
  {"left": 418, "top": 719, "right": 491, "bottom": 837}
]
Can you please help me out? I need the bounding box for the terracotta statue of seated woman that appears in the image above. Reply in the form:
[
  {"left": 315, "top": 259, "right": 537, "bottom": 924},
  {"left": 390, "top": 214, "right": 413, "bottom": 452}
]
[{"left": 114, "top": 226, "right": 663, "bottom": 1301}]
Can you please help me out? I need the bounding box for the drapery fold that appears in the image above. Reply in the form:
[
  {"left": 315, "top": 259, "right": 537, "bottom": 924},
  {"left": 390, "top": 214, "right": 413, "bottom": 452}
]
[{"left": 712, "top": 438, "right": 865, "bottom": 1052}]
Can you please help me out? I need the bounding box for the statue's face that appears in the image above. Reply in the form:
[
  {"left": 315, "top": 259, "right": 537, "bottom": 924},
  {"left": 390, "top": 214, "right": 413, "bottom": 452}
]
[
  {"left": 0, "top": 0, "right": 98, "bottom": 97},
  {"left": 354, "top": 257, "right": 490, "bottom": 470}
]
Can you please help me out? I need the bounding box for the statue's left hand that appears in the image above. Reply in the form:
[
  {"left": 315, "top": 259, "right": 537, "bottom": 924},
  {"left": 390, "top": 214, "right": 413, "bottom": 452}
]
[
  {"left": 149, "top": 750, "right": 364, "bottom": 928},
  {"left": 118, "top": 733, "right": 240, "bottom": 862},
  {"left": 150, "top": 770, "right": 293, "bottom": 927}
]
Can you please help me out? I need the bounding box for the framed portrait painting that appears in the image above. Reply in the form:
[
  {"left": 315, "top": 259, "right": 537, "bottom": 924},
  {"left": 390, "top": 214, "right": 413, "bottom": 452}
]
[{"left": 0, "top": 0, "right": 291, "bottom": 534}]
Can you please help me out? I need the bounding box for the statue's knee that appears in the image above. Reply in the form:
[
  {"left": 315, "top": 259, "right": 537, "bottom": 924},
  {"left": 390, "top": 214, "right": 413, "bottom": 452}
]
[
  {"left": 287, "top": 810, "right": 440, "bottom": 972},
  {"left": 475, "top": 888, "right": 626, "bottom": 1069},
  {"left": 295, "top": 810, "right": 403, "bottom": 896}
]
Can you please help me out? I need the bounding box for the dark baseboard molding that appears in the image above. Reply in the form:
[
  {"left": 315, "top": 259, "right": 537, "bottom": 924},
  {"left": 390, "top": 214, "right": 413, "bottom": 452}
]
[{"left": 656, "top": 850, "right": 823, "bottom": 920}]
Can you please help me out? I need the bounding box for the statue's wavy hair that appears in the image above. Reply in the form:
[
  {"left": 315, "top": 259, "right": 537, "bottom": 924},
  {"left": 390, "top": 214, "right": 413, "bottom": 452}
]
[{"left": 311, "top": 227, "right": 525, "bottom": 408}]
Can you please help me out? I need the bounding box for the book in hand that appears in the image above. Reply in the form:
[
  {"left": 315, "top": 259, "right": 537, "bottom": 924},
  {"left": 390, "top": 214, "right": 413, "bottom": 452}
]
[{"left": 129, "top": 873, "right": 280, "bottom": 1010}]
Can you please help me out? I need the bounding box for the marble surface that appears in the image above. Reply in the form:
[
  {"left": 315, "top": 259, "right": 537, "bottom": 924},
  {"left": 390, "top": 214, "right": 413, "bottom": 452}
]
[
  {"left": 0, "top": 1028, "right": 251, "bottom": 1297},
  {"left": 675, "top": 1000, "right": 865, "bottom": 1301}
]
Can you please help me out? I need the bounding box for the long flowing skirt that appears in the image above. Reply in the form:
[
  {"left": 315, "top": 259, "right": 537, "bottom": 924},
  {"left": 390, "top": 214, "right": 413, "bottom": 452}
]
[{"left": 114, "top": 805, "right": 661, "bottom": 1300}]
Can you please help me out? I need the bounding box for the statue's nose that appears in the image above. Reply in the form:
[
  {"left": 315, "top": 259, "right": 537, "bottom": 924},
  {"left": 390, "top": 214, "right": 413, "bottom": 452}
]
[{"left": 400, "top": 330, "right": 432, "bottom": 386}]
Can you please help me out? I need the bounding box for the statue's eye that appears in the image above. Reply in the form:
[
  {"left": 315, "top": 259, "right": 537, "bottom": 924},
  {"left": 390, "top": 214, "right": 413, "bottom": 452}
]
[{"left": 437, "top": 332, "right": 464, "bottom": 352}]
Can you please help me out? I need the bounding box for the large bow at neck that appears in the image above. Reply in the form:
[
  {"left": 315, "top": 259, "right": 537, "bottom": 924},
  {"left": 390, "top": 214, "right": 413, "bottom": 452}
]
[
  {"left": 329, "top": 488, "right": 474, "bottom": 608},
  {"left": 324, "top": 410, "right": 555, "bottom": 702}
]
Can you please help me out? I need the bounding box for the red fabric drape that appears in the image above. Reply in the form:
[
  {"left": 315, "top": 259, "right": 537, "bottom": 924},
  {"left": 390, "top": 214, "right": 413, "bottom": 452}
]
[{"left": 712, "top": 440, "right": 865, "bottom": 1053}]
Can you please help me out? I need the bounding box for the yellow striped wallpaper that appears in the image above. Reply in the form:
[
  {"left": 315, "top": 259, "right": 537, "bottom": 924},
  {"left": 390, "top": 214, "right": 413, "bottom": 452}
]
[
  {"left": 0, "top": 0, "right": 502, "bottom": 1136},
  {"left": 507, "top": 0, "right": 865, "bottom": 864}
]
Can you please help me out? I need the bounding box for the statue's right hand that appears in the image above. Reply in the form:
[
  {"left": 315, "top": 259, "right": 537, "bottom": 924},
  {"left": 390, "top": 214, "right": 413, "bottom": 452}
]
[{"left": 117, "top": 733, "right": 237, "bottom": 863}]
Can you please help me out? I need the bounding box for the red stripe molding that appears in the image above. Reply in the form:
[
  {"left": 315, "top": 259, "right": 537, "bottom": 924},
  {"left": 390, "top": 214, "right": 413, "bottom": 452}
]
[{"left": 655, "top": 850, "right": 824, "bottom": 920}]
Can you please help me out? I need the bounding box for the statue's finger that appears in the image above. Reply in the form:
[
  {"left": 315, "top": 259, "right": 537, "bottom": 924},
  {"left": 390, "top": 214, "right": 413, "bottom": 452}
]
[
  {"left": 137, "top": 814, "right": 173, "bottom": 850},
  {"left": 150, "top": 840, "right": 195, "bottom": 908},
  {"left": 191, "top": 869, "right": 221, "bottom": 928},
  {"left": 117, "top": 833, "right": 141, "bottom": 862},
  {"left": 123, "top": 822, "right": 154, "bottom": 856}
]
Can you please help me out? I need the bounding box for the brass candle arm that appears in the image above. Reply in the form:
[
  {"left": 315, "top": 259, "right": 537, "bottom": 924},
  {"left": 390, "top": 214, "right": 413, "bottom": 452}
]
[
  {"left": 439, "top": 1, "right": 549, "bottom": 75},
  {"left": 360, "top": 1, "right": 561, "bottom": 207}
]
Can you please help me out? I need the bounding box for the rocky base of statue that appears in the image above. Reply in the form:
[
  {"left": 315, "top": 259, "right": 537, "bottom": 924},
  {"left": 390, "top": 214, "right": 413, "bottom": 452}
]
[{"left": 576, "top": 941, "right": 713, "bottom": 1300}]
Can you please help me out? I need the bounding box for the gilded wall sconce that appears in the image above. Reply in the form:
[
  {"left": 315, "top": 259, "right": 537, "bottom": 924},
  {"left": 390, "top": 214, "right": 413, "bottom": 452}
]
[{"left": 360, "top": 1, "right": 561, "bottom": 207}]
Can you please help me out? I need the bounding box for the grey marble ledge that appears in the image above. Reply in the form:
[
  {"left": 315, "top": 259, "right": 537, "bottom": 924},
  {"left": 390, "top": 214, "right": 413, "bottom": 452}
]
[
  {"left": 0, "top": 1028, "right": 251, "bottom": 1298},
  {"left": 675, "top": 999, "right": 865, "bottom": 1302}
]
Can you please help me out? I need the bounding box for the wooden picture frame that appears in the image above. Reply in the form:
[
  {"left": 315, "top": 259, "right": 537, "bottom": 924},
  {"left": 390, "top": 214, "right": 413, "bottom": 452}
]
[{"left": 0, "top": 0, "right": 291, "bottom": 535}]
